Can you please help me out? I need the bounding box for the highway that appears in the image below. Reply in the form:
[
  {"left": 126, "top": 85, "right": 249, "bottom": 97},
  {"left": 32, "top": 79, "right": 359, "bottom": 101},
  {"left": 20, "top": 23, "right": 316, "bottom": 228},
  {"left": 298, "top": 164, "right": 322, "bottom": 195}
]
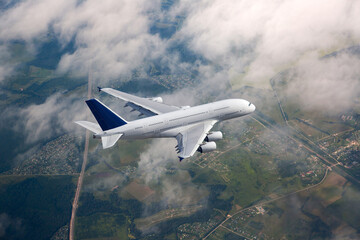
[
  {"left": 69, "top": 70, "right": 92, "bottom": 240},
  {"left": 253, "top": 112, "right": 360, "bottom": 185}
]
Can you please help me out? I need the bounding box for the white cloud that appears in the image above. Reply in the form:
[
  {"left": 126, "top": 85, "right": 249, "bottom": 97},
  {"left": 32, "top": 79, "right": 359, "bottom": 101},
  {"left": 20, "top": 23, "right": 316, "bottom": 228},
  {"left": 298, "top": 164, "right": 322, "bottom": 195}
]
[
  {"left": 173, "top": 0, "right": 360, "bottom": 84},
  {"left": 0, "top": 0, "right": 167, "bottom": 82},
  {"left": 0, "top": 0, "right": 76, "bottom": 41},
  {"left": 0, "top": 45, "right": 17, "bottom": 82},
  {"left": 159, "top": 174, "right": 208, "bottom": 206},
  {"left": 286, "top": 52, "right": 360, "bottom": 113},
  {"left": 137, "top": 138, "right": 178, "bottom": 183},
  {"left": 1, "top": 0, "right": 360, "bottom": 91},
  {"left": 0, "top": 63, "right": 13, "bottom": 83},
  {"left": 14, "top": 93, "right": 87, "bottom": 143},
  {"left": 136, "top": 138, "right": 208, "bottom": 217},
  {"left": 55, "top": 0, "right": 165, "bottom": 81},
  {"left": 1, "top": 0, "right": 360, "bottom": 167}
]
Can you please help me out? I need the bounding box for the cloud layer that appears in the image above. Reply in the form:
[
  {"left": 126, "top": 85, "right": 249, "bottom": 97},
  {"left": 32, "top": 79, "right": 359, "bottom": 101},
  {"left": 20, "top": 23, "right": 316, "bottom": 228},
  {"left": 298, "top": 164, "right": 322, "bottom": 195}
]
[
  {"left": 1, "top": 0, "right": 359, "bottom": 93},
  {"left": 0, "top": 0, "right": 165, "bottom": 82},
  {"left": 173, "top": 0, "right": 360, "bottom": 83},
  {"left": 55, "top": 0, "right": 165, "bottom": 80},
  {"left": 0, "top": 1, "right": 360, "bottom": 238},
  {"left": 4, "top": 93, "right": 87, "bottom": 144},
  {"left": 286, "top": 52, "right": 360, "bottom": 113},
  {"left": 0, "top": 0, "right": 360, "bottom": 177}
]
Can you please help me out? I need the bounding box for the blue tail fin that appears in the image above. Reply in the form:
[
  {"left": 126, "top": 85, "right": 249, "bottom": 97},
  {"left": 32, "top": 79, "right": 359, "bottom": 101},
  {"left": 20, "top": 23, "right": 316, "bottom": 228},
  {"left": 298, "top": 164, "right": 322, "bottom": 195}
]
[{"left": 85, "top": 99, "right": 127, "bottom": 131}]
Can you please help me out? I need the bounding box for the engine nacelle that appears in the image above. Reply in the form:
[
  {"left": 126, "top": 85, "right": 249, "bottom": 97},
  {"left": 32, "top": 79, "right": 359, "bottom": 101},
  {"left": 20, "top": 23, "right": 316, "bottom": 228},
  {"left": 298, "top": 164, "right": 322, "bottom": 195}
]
[
  {"left": 148, "top": 97, "right": 163, "bottom": 103},
  {"left": 93, "top": 134, "right": 101, "bottom": 139},
  {"left": 205, "top": 131, "right": 223, "bottom": 142},
  {"left": 198, "top": 141, "right": 216, "bottom": 153},
  {"left": 181, "top": 105, "right": 190, "bottom": 110}
]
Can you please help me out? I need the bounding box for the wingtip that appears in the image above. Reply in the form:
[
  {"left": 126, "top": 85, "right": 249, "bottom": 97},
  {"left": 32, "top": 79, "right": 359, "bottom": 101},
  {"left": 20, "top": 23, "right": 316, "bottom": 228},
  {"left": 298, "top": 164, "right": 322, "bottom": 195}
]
[
  {"left": 97, "top": 86, "right": 102, "bottom": 92},
  {"left": 178, "top": 157, "right": 184, "bottom": 162}
]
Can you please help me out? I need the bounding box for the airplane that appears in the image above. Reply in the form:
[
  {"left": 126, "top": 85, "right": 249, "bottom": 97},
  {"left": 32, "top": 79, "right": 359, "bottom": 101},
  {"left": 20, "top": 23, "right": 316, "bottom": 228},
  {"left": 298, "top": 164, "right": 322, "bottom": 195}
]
[{"left": 75, "top": 87, "right": 256, "bottom": 161}]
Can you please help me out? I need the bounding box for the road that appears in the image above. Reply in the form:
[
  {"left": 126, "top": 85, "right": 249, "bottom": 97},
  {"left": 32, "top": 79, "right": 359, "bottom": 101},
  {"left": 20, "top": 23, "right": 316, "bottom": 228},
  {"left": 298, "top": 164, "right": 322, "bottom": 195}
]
[
  {"left": 253, "top": 113, "right": 360, "bottom": 185},
  {"left": 270, "top": 79, "right": 288, "bottom": 125},
  {"left": 69, "top": 70, "right": 92, "bottom": 240},
  {"left": 0, "top": 174, "right": 79, "bottom": 177},
  {"left": 267, "top": 84, "right": 359, "bottom": 185},
  {"left": 202, "top": 108, "right": 353, "bottom": 239}
]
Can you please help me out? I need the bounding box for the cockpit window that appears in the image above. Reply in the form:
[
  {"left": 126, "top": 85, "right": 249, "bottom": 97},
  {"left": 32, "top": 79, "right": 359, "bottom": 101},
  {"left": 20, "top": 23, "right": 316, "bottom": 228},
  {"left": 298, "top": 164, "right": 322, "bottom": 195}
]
[{"left": 248, "top": 102, "right": 252, "bottom": 106}]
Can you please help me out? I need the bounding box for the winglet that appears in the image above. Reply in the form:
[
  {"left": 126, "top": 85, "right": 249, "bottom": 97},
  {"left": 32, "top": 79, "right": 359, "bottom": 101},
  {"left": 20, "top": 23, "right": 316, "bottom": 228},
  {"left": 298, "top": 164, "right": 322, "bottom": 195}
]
[
  {"left": 97, "top": 86, "right": 102, "bottom": 92},
  {"left": 178, "top": 157, "right": 184, "bottom": 162}
]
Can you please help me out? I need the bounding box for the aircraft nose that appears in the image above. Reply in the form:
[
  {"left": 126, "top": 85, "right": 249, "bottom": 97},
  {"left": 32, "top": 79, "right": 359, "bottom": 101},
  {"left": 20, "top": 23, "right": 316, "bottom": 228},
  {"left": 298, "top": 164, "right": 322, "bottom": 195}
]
[
  {"left": 246, "top": 102, "right": 255, "bottom": 113},
  {"left": 250, "top": 103, "right": 256, "bottom": 112}
]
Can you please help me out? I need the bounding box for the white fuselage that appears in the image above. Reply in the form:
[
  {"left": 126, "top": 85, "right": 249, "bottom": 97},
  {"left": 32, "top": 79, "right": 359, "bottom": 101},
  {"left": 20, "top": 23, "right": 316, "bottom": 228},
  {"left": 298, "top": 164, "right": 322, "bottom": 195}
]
[{"left": 100, "top": 99, "right": 255, "bottom": 139}]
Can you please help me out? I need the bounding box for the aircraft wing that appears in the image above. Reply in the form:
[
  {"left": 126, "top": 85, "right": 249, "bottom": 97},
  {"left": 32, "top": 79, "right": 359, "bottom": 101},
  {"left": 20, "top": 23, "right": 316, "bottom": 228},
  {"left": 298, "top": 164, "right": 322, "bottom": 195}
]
[
  {"left": 100, "top": 87, "right": 179, "bottom": 116},
  {"left": 176, "top": 120, "right": 217, "bottom": 161}
]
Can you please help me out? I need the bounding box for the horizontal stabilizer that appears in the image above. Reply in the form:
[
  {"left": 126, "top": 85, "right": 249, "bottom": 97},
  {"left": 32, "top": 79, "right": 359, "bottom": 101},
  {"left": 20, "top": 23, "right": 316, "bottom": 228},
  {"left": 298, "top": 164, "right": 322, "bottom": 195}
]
[
  {"left": 102, "top": 133, "right": 122, "bottom": 149},
  {"left": 75, "top": 121, "right": 102, "bottom": 133},
  {"left": 86, "top": 99, "right": 127, "bottom": 131}
]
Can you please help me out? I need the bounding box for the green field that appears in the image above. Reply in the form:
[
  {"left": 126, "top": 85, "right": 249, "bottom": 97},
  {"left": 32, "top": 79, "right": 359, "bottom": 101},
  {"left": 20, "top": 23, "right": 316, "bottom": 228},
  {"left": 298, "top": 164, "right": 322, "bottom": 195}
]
[
  {"left": 222, "top": 172, "right": 360, "bottom": 240},
  {"left": 0, "top": 175, "right": 76, "bottom": 240},
  {"left": 76, "top": 213, "right": 129, "bottom": 240}
]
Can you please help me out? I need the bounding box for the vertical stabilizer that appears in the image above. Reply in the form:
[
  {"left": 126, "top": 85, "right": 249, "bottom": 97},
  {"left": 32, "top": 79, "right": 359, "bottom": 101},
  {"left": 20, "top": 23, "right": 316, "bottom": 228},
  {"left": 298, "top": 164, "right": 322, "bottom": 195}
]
[{"left": 85, "top": 99, "right": 127, "bottom": 131}]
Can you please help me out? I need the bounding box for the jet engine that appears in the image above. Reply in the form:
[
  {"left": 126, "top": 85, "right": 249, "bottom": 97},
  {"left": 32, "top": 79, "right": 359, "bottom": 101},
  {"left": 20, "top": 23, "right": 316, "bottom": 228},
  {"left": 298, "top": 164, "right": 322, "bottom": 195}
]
[
  {"left": 148, "top": 97, "right": 163, "bottom": 103},
  {"left": 205, "top": 131, "right": 223, "bottom": 142},
  {"left": 198, "top": 141, "right": 216, "bottom": 153},
  {"left": 93, "top": 134, "right": 101, "bottom": 139}
]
